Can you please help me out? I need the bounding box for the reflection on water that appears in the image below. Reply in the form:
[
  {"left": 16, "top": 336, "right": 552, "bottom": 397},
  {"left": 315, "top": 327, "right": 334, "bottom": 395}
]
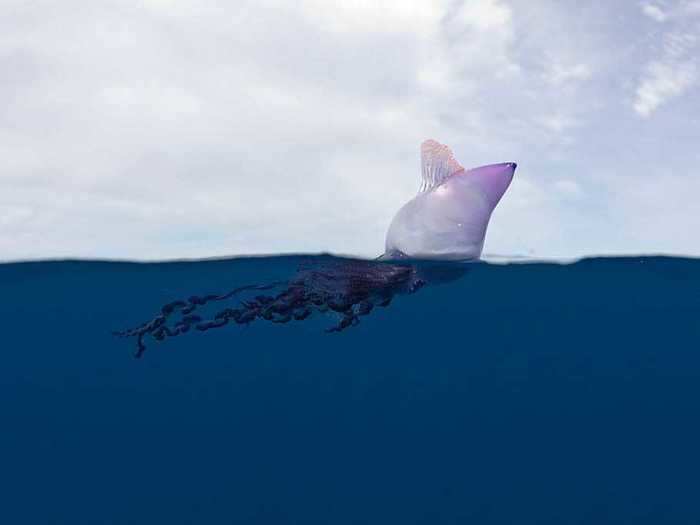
[{"left": 115, "top": 258, "right": 469, "bottom": 357}]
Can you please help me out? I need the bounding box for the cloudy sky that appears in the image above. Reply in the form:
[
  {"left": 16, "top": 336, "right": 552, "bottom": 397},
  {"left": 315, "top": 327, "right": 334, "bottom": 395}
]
[{"left": 1, "top": 0, "right": 699, "bottom": 261}]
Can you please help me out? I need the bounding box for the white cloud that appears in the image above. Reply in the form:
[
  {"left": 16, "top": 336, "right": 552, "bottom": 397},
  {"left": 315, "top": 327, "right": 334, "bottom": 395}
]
[
  {"left": 453, "top": 0, "right": 513, "bottom": 31},
  {"left": 634, "top": 26, "right": 699, "bottom": 116},
  {"left": 537, "top": 114, "right": 579, "bottom": 134},
  {"left": 543, "top": 63, "right": 592, "bottom": 86},
  {"left": 634, "top": 60, "right": 697, "bottom": 116},
  {"left": 0, "top": 1, "right": 698, "bottom": 261},
  {"left": 299, "top": 0, "right": 442, "bottom": 35},
  {"left": 0, "top": 0, "right": 528, "bottom": 260},
  {"left": 641, "top": 1, "right": 700, "bottom": 22},
  {"left": 641, "top": 3, "right": 668, "bottom": 22}
]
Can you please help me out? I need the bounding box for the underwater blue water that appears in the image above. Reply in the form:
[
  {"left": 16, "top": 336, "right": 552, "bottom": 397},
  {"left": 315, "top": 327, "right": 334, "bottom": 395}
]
[{"left": 2, "top": 255, "right": 700, "bottom": 524}]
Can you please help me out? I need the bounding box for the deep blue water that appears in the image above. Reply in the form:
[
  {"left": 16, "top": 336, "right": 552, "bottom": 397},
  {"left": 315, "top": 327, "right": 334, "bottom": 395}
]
[{"left": 2, "top": 255, "right": 700, "bottom": 524}]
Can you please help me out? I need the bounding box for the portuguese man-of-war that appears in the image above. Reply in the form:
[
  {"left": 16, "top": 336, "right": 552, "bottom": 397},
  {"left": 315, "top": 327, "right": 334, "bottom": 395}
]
[
  {"left": 115, "top": 140, "right": 516, "bottom": 357},
  {"left": 383, "top": 140, "right": 516, "bottom": 261}
]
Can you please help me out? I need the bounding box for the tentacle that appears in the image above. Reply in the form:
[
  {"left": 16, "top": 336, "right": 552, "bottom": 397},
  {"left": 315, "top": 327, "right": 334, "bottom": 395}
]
[
  {"left": 326, "top": 313, "right": 359, "bottom": 333},
  {"left": 115, "top": 260, "right": 423, "bottom": 357}
]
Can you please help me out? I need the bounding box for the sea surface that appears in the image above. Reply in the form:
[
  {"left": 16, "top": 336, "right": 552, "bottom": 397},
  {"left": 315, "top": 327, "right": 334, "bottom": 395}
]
[{"left": 2, "top": 254, "right": 700, "bottom": 524}]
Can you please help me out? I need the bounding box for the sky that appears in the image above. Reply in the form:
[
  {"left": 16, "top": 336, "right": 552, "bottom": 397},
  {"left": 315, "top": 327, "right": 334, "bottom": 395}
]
[{"left": 1, "top": 0, "right": 699, "bottom": 261}]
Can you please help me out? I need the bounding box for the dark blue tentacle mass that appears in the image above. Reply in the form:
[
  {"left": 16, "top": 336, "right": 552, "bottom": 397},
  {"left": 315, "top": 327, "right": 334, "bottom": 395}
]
[{"left": 114, "top": 259, "right": 430, "bottom": 357}]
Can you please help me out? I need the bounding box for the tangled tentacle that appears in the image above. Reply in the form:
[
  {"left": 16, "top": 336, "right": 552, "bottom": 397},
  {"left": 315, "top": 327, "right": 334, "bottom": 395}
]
[
  {"left": 115, "top": 259, "right": 423, "bottom": 357},
  {"left": 114, "top": 282, "right": 286, "bottom": 357}
]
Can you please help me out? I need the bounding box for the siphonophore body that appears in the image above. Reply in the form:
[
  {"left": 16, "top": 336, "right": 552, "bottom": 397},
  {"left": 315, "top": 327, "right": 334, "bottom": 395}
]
[{"left": 116, "top": 140, "right": 516, "bottom": 356}]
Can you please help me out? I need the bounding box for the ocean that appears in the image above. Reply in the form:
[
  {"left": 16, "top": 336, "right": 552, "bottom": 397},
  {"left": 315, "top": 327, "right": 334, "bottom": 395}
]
[{"left": 2, "top": 254, "right": 699, "bottom": 524}]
